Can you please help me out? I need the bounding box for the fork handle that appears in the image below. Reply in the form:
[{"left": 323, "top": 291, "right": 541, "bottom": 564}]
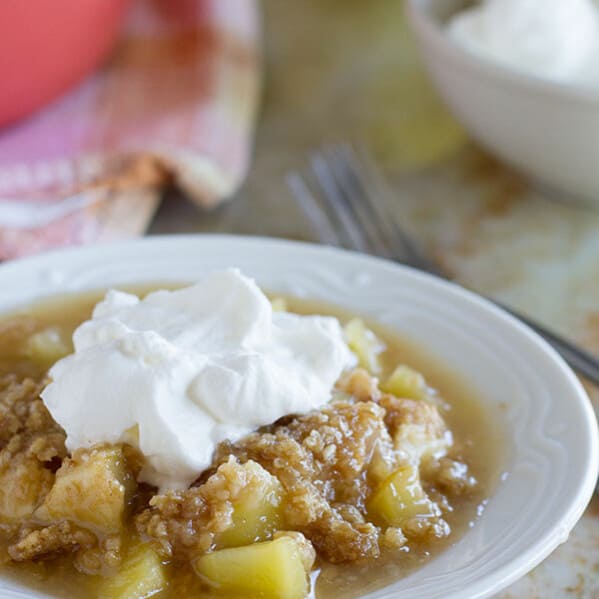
[
  {"left": 418, "top": 265, "right": 599, "bottom": 384},
  {"left": 411, "top": 263, "right": 599, "bottom": 385},
  {"left": 493, "top": 300, "right": 599, "bottom": 385}
]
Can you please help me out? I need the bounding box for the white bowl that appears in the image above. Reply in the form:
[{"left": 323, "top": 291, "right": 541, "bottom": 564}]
[
  {"left": 406, "top": 0, "right": 599, "bottom": 204},
  {"left": 0, "top": 235, "right": 597, "bottom": 599}
]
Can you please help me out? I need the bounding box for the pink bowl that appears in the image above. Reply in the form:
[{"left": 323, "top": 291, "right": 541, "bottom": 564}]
[{"left": 0, "top": 0, "right": 131, "bottom": 127}]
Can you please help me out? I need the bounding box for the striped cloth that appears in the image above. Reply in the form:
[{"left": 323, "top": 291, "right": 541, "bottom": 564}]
[{"left": 0, "top": 0, "right": 260, "bottom": 259}]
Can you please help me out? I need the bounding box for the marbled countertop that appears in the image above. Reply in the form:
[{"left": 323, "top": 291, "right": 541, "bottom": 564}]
[{"left": 150, "top": 1, "right": 599, "bottom": 596}]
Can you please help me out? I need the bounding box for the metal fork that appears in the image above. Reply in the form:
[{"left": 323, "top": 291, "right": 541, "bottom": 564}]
[{"left": 288, "top": 143, "right": 599, "bottom": 386}]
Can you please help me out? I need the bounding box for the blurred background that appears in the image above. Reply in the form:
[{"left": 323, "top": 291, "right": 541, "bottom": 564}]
[{"left": 158, "top": 0, "right": 599, "bottom": 358}]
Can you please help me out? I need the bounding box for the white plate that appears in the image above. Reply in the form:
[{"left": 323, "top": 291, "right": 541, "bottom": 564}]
[{"left": 0, "top": 235, "right": 597, "bottom": 599}]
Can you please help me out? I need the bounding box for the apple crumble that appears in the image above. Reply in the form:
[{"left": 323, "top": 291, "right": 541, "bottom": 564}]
[{"left": 0, "top": 289, "right": 495, "bottom": 599}]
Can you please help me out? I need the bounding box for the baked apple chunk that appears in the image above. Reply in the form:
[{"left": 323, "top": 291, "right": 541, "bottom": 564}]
[
  {"left": 35, "top": 446, "right": 134, "bottom": 535},
  {"left": 194, "top": 532, "right": 315, "bottom": 599}
]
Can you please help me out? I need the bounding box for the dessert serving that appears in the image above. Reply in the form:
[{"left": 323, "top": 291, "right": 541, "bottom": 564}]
[{"left": 0, "top": 268, "right": 495, "bottom": 599}]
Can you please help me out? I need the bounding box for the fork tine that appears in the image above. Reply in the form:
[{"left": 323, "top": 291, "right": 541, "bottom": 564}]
[
  {"left": 332, "top": 143, "right": 427, "bottom": 266},
  {"left": 286, "top": 173, "right": 344, "bottom": 247},
  {"left": 310, "top": 151, "right": 371, "bottom": 253},
  {"left": 288, "top": 142, "right": 440, "bottom": 271},
  {"left": 341, "top": 144, "right": 404, "bottom": 258},
  {"left": 331, "top": 143, "right": 403, "bottom": 258},
  {"left": 322, "top": 145, "right": 393, "bottom": 258},
  {"left": 350, "top": 145, "right": 443, "bottom": 275}
]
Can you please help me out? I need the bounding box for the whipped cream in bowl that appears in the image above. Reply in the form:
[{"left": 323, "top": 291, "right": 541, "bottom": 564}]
[
  {"left": 406, "top": 0, "right": 599, "bottom": 203},
  {"left": 41, "top": 269, "right": 355, "bottom": 490},
  {"left": 447, "top": 0, "right": 599, "bottom": 89}
]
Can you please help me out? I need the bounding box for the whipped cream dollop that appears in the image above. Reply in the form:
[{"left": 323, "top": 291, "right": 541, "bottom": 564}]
[
  {"left": 42, "top": 270, "right": 354, "bottom": 490},
  {"left": 448, "top": 0, "right": 599, "bottom": 88}
]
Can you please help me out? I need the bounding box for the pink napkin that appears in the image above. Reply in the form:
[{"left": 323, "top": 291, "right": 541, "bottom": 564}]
[{"left": 0, "top": 0, "right": 260, "bottom": 260}]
